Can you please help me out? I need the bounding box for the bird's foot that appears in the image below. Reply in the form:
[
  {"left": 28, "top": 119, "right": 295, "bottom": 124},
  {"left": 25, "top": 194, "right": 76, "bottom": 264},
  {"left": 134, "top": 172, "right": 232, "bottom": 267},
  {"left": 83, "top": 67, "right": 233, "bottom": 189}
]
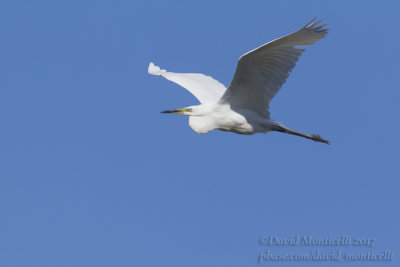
[{"left": 309, "top": 134, "right": 330, "bottom": 144}]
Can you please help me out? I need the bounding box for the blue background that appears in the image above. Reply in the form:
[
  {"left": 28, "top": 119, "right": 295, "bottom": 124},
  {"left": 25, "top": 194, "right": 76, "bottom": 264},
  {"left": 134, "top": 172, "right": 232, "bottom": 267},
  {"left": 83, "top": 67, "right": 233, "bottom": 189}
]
[{"left": 1, "top": 1, "right": 399, "bottom": 266}]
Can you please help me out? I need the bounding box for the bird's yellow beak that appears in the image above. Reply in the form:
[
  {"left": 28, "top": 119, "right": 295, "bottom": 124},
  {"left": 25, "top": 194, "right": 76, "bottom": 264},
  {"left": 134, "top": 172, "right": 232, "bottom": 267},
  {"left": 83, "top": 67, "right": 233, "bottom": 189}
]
[{"left": 161, "top": 109, "right": 184, "bottom": 114}]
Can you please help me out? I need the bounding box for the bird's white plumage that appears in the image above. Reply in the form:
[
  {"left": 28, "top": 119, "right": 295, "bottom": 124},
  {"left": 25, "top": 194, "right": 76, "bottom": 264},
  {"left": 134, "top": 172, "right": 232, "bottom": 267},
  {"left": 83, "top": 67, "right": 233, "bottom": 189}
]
[
  {"left": 148, "top": 19, "right": 330, "bottom": 144},
  {"left": 148, "top": 62, "right": 226, "bottom": 104},
  {"left": 219, "top": 19, "right": 328, "bottom": 117}
]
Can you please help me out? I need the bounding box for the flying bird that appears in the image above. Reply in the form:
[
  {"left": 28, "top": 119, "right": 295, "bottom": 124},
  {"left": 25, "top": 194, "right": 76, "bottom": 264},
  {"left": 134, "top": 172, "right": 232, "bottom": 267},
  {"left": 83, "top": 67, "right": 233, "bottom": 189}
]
[{"left": 148, "top": 19, "right": 329, "bottom": 144}]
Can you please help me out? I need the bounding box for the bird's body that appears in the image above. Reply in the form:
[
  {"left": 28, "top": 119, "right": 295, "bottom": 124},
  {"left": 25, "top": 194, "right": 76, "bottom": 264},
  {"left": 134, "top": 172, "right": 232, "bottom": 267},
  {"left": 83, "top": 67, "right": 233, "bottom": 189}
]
[
  {"left": 149, "top": 19, "right": 330, "bottom": 144},
  {"left": 189, "top": 104, "right": 257, "bottom": 134},
  {"left": 185, "top": 103, "right": 276, "bottom": 134}
]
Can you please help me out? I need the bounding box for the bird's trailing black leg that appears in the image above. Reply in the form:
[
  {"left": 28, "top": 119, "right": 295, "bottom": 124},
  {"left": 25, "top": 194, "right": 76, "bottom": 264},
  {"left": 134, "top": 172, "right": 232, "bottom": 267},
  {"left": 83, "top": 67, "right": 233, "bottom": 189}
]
[{"left": 271, "top": 125, "right": 329, "bottom": 144}]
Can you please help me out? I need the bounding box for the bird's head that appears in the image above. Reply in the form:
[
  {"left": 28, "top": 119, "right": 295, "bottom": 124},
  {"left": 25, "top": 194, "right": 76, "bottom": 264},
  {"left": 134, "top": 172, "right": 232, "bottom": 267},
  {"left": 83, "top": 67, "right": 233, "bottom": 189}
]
[{"left": 161, "top": 105, "right": 205, "bottom": 116}]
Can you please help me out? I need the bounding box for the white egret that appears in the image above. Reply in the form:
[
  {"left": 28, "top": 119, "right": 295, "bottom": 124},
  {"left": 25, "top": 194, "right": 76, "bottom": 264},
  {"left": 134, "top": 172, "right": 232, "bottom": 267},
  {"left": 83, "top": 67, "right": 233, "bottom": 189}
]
[{"left": 148, "top": 19, "right": 329, "bottom": 144}]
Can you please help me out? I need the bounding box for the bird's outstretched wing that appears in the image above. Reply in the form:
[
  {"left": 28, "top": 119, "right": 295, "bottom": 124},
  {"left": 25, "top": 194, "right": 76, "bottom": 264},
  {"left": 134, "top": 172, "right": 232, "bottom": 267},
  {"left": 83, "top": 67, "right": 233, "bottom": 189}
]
[
  {"left": 219, "top": 19, "right": 329, "bottom": 118},
  {"left": 148, "top": 62, "right": 226, "bottom": 104}
]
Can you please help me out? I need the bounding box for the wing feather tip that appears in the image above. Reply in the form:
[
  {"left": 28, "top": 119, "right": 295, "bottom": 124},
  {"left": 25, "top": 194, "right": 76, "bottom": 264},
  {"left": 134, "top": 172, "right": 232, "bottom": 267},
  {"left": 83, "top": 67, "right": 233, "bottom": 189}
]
[
  {"left": 148, "top": 62, "right": 167, "bottom": 75},
  {"left": 305, "top": 18, "right": 328, "bottom": 32},
  {"left": 305, "top": 18, "right": 317, "bottom": 28}
]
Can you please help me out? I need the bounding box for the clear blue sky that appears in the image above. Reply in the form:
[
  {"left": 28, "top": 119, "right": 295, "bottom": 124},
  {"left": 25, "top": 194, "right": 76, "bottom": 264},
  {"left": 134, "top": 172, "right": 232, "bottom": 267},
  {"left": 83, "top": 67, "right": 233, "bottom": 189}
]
[{"left": 1, "top": 1, "right": 399, "bottom": 266}]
